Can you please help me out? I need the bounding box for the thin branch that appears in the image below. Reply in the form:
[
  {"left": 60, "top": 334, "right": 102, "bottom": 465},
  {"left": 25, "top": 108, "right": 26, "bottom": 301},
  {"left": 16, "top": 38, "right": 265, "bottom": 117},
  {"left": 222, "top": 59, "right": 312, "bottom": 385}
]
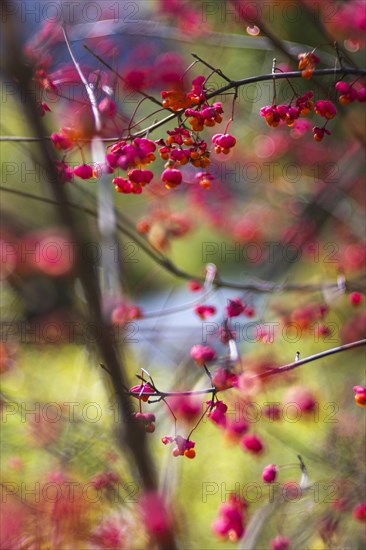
[
  {"left": 61, "top": 25, "right": 101, "bottom": 133},
  {"left": 124, "top": 339, "right": 366, "bottom": 399},
  {"left": 84, "top": 44, "right": 166, "bottom": 110},
  {"left": 191, "top": 53, "right": 232, "bottom": 83},
  {"left": 257, "top": 338, "right": 366, "bottom": 379}
]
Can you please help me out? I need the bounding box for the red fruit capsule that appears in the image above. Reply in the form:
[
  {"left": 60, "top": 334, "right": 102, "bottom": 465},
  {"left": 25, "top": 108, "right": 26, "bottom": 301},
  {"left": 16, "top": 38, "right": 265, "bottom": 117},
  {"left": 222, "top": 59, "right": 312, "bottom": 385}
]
[
  {"left": 241, "top": 433, "right": 264, "bottom": 454},
  {"left": 129, "top": 383, "right": 154, "bottom": 402},
  {"left": 349, "top": 292, "right": 363, "bottom": 306},
  {"left": 353, "top": 502, "right": 366, "bottom": 522},
  {"left": 353, "top": 386, "right": 366, "bottom": 407},
  {"left": 262, "top": 464, "right": 278, "bottom": 483}
]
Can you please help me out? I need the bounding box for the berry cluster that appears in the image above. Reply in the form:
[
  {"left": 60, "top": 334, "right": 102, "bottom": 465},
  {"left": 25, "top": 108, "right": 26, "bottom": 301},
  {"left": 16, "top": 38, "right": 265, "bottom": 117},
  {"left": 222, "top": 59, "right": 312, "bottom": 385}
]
[
  {"left": 161, "top": 434, "right": 196, "bottom": 458},
  {"left": 298, "top": 51, "right": 320, "bottom": 79},
  {"left": 185, "top": 102, "right": 223, "bottom": 131},
  {"left": 51, "top": 128, "right": 75, "bottom": 151},
  {"left": 260, "top": 91, "right": 315, "bottom": 128},
  {"left": 133, "top": 412, "right": 156, "bottom": 432},
  {"left": 112, "top": 81, "right": 234, "bottom": 191},
  {"left": 336, "top": 81, "right": 366, "bottom": 104},
  {"left": 207, "top": 400, "right": 228, "bottom": 426},
  {"left": 208, "top": 402, "right": 249, "bottom": 442},
  {"left": 161, "top": 75, "right": 206, "bottom": 110},
  {"left": 158, "top": 126, "right": 210, "bottom": 172},
  {"left": 157, "top": 75, "right": 236, "bottom": 189},
  {"left": 129, "top": 382, "right": 156, "bottom": 432},
  {"left": 211, "top": 367, "right": 238, "bottom": 391},
  {"left": 111, "top": 304, "right": 143, "bottom": 325},
  {"left": 108, "top": 137, "right": 156, "bottom": 170},
  {"left": 109, "top": 138, "right": 156, "bottom": 193},
  {"left": 260, "top": 91, "right": 339, "bottom": 142},
  {"left": 113, "top": 169, "right": 154, "bottom": 194},
  {"left": 258, "top": 51, "right": 366, "bottom": 142},
  {"left": 44, "top": 54, "right": 365, "bottom": 194}
]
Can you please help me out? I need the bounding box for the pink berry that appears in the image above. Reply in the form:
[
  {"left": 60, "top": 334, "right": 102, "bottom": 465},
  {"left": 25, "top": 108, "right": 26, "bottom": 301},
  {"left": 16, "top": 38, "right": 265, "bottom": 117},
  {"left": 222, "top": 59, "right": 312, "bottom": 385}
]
[
  {"left": 55, "top": 160, "right": 73, "bottom": 182},
  {"left": 51, "top": 131, "right": 73, "bottom": 151},
  {"left": 161, "top": 168, "right": 182, "bottom": 189},
  {"left": 144, "top": 413, "right": 156, "bottom": 423},
  {"left": 357, "top": 88, "right": 366, "bottom": 102},
  {"left": 315, "top": 99, "right": 337, "bottom": 119},
  {"left": 262, "top": 464, "right": 278, "bottom": 483},
  {"left": 271, "top": 535, "right": 290, "bottom": 550},
  {"left": 225, "top": 419, "right": 249, "bottom": 438},
  {"left": 212, "top": 367, "right": 238, "bottom": 390},
  {"left": 212, "top": 494, "right": 246, "bottom": 541},
  {"left": 240, "top": 433, "right": 264, "bottom": 454},
  {"left": 353, "top": 502, "right": 366, "bottom": 522},
  {"left": 128, "top": 169, "right": 154, "bottom": 184},
  {"left": 208, "top": 400, "right": 228, "bottom": 426},
  {"left": 74, "top": 164, "right": 94, "bottom": 179},
  {"left": 263, "top": 404, "right": 281, "bottom": 421},
  {"left": 194, "top": 304, "right": 216, "bottom": 320},
  {"left": 349, "top": 292, "right": 363, "bottom": 306},
  {"left": 217, "top": 134, "right": 236, "bottom": 148},
  {"left": 335, "top": 81, "right": 351, "bottom": 94},
  {"left": 188, "top": 280, "right": 202, "bottom": 292},
  {"left": 226, "top": 298, "right": 245, "bottom": 318},
  {"left": 212, "top": 133, "right": 236, "bottom": 153},
  {"left": 284, "top": 386, "right": 317, "bottom": 414},
  {"left": 99, "top": 97, "right": 117, "bottom": 117},
  {"left": 313, "top": 126, "right": 331, "bottom": 142},
  {"left": 190, "top": 344, "right": 216, "bottom": 366},
  {"left": 169, "top": 395, "right": 201, "bottom": 422}
]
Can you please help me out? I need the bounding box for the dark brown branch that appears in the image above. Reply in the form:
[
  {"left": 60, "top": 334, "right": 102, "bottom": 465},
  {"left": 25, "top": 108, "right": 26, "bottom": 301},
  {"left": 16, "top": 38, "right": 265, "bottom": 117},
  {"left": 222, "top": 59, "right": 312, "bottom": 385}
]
[
  {"left": 257, "top": 338, "right": 366, "bottom": 379},
  {"left": 1, "top": 67, "right": 365, "bottom": 142},
  {"left": 121, "top": 339, "right": 366, "bottom": 398}
]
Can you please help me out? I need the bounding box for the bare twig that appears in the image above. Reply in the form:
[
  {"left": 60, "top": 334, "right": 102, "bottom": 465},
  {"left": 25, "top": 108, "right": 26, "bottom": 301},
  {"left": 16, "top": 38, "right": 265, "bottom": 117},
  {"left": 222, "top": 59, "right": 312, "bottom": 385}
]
[{"left": 124, "top": 339, "right": 366, "bottom": 398}]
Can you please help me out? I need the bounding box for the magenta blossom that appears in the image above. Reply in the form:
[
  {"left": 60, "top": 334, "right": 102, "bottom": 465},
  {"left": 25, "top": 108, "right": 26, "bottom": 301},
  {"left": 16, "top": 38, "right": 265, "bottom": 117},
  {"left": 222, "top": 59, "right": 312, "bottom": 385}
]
[{"left": 74, "top": 164, "right": 94, "bottom": 180}]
